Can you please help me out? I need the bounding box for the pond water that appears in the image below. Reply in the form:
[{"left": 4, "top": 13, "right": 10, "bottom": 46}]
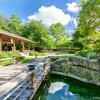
[{"left": 33, "top": 74, "right": 100, "bottom": 100}]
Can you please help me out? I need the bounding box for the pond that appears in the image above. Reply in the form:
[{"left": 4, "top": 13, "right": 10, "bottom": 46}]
[{"left": 33, "top": 74, "right": 100, "bottom": 100}]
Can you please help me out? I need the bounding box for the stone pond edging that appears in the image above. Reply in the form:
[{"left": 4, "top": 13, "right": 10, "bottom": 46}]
[{"left": 50, "top": 56, "right": 100, "bottom": 86}]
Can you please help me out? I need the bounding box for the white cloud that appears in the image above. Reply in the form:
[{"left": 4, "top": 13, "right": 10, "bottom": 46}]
[
  {"left": 49, "top": 82, "right": 68, "bottom": 94},
  {"left": 28, "top": 6, "right": 71, "bottom": 26},
  {"left": 67, "top": 2, "right": 79, "bottom": 13},
  {"left": 48, "top": 82, "right": 75, "bottom": 97}
]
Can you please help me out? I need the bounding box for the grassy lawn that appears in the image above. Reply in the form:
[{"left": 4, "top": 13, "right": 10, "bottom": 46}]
[
  {"left": 29, "top": 51, "right": 47, "bottom": 56},
  {"left": 56, "top": 53, "right": 78, "bottom": 58},
  {"left": 22, "top": 58, "right": 36, "bottom": 63},
  {"left": 0, "top": 51, "right": 21, "bottom": 59},
  {"left": 0, "top": 60, "right": 13, "bottom": 66}
]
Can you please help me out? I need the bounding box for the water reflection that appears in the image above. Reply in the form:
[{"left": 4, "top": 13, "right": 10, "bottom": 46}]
[
  {"left": 33, "top": 75, "right": 100, "bottom": 100},
  {"left": 47, "top": 82, "right": 77, "bottom": 100}
]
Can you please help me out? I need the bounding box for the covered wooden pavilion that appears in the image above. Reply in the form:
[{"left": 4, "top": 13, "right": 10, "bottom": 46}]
[{"left": 0, "top": 30, "right": 34, "bottom": 52}]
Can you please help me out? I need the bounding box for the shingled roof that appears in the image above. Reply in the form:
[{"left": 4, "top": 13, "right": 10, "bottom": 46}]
[{"left": 0, "top": 30, "right": 34, "bottom": 43}]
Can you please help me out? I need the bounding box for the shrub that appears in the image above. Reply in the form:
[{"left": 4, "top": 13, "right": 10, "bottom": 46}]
[
  {"left": 87, "top": 52, "right": 97, "bottom": 59},
  {"left": 79, "top": 48, "right": 94, "bottom": 57},
  {"left": 22, "top": 58, "right": 36, "bottom": 63}
]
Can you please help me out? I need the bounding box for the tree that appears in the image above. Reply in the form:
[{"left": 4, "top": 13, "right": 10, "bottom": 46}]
[
  {"left": 49, "top": 23, "right": 68, "bottom": 49},
  {"left": 78, "top": 0, "right": 100, "bottom": 35},
  {"left": 22, "top": 20, "right": 53, "bottom": 51},
  {"left": 72, "top": 0, "right": 100, "bottom": 56},
  {"left": 0, "top": 14, "right": 9, "bottom": 31},
  {"left": 49, "top": 23, "right": 66, "bottom": 37},
  {"left": 7, "top": 14, "right": 23, "bottom": 35}
]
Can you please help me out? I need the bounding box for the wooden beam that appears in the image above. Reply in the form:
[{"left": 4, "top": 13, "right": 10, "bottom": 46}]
[
  {"left": 21, "top": 41, "right": 25, "bottom": 52},
  {"left": 0, "top": 36, "right": 2, "bottom": 52}
]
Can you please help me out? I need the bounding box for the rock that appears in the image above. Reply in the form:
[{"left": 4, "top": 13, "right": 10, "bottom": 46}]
[
  {"left": 68, "top": 57, "right": 99, "bottom": 70},
  {"left": 50, "top": 58, "right": 68, "bottom": 72}
]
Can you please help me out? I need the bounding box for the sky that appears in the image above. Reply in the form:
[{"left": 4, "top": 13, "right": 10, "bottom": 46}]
[{"left": 0, "top": 0, "right": 80, "bottom": 34}]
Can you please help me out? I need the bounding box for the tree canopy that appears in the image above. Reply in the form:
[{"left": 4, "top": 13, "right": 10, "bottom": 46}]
[
  {"left": 72, "top": 0, "right": 100, "bottom": 55},
  {"left": 22, "top": 20, "right": 53, "bottom": 50},
  {"left": 49, "top": 23, "right": 68, "bottom": 49}
]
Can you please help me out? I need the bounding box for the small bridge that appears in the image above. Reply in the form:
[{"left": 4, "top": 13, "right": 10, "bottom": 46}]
[{"left": 0, "top": 57, "right": 51, "bottom": 100}]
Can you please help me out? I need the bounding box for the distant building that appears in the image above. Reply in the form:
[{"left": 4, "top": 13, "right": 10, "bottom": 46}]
[{"left": 0, "top": 30, "right": 34, "bottom": 52}]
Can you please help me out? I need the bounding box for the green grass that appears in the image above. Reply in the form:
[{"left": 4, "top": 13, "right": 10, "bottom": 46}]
[
  {"left": 29, "top": 51, "right": 46, "bottom": 56},
  {"left": 22, "top": 58, "right": 36, "bottom": 63},
  {"left": 0, "top": 60, "right": 13, "bottom": 66},
  {"left": 56, "top": 53, "right": 77, "bottom": 58},
  {"left": 0, "top": 51, "right": 21, "bottom": 59}
]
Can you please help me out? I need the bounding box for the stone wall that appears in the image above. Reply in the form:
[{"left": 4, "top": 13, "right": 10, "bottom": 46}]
[{"left": 50, "top": 57, "right": 100, "bottom": 86}]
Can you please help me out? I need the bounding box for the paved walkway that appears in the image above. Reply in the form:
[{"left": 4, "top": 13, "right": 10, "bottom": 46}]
[
  {"left": 0, "top": 64, "right": 27, "bottom": 85},
  {"left": 0, "top": 64, "right": 29, "bottom": 99},
  {"left": 0, "top": 57, "right": 50, "bottom": 100}
]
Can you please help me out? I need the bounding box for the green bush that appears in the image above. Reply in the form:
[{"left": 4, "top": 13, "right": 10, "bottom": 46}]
[
  {"left": 87, "top": 52, "right": 97, "bottom": 59},
  {"left": 79, "top": 50, "right": 90, "bottom": 57},
  {"left": 78, "top": 48, "right": 95, "bottom": 57},
  {"left": 0, "top": 51, "right": 21, "bottom": 59},
  {"left": 22, "top": 58, "right": 36, "bottom": 63}
]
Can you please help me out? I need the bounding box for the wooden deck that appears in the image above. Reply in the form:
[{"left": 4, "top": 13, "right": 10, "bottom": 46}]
[{"left": 0, "top": 58, "right": 50, "bottom": 100}]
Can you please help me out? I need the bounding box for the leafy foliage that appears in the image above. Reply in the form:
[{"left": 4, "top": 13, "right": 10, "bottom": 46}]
[
  {"left": 72, "top": 0, "right": 100, "bottom": 57},
  {"left": 0, "top": 14, "right": 8, "bottom": 31},
  {"left": 7, "top": 14, "right": 24, "bottom": 35},
  {"left": 22, "top": 20, "right": 53, "bottom": 50},
  {"left": 49, "top": 23, "right": 68, "bottom": 49}
]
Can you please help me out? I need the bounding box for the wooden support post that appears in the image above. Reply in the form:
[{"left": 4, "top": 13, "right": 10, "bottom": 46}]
[
  {"left": 31, "top": 44, "right": 34, "bottom": 51},
  {"left": 29, "top": 71, "right": 34, "bottom": 86},
  {"left": 11, "top": 38, "right": 16, "bottom": 51},
  {"left": 32, "top": 45, "right": 34, "bottom": 51},
  {"left": 21, "top": 41, "right": 25, "bottom": 52},
  {"left": 28, "top": 43, "right": 31, "bottom": 51},
  {"left": 0, "top": 36, "right": 2, "bottom": 52}
]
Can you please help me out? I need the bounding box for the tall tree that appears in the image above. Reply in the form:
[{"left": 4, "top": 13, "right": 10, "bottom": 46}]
[
  {"left": 22, "top": 20, "right": 53, "bottom": 50},
  {"left": 0, "top": 14, "right": 9, "bottom": 31},
  {"left": 49, "top": 23, "right": 68, "bottom": 49},
  {"left": 72, "top": 0, "right": 100, "bottom": 55},
  {"left": 7, "top": 14, "right": 23, "bottom": 35}
]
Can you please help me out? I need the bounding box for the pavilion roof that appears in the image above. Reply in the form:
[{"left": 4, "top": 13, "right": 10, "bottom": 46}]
[{"left": 0, "top": 30, "right": 34, "bottom": 43}]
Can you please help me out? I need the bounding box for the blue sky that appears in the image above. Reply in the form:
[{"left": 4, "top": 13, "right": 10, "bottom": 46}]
[{"left": 0, "top": 0, "right": 80, "bottom": 34}]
